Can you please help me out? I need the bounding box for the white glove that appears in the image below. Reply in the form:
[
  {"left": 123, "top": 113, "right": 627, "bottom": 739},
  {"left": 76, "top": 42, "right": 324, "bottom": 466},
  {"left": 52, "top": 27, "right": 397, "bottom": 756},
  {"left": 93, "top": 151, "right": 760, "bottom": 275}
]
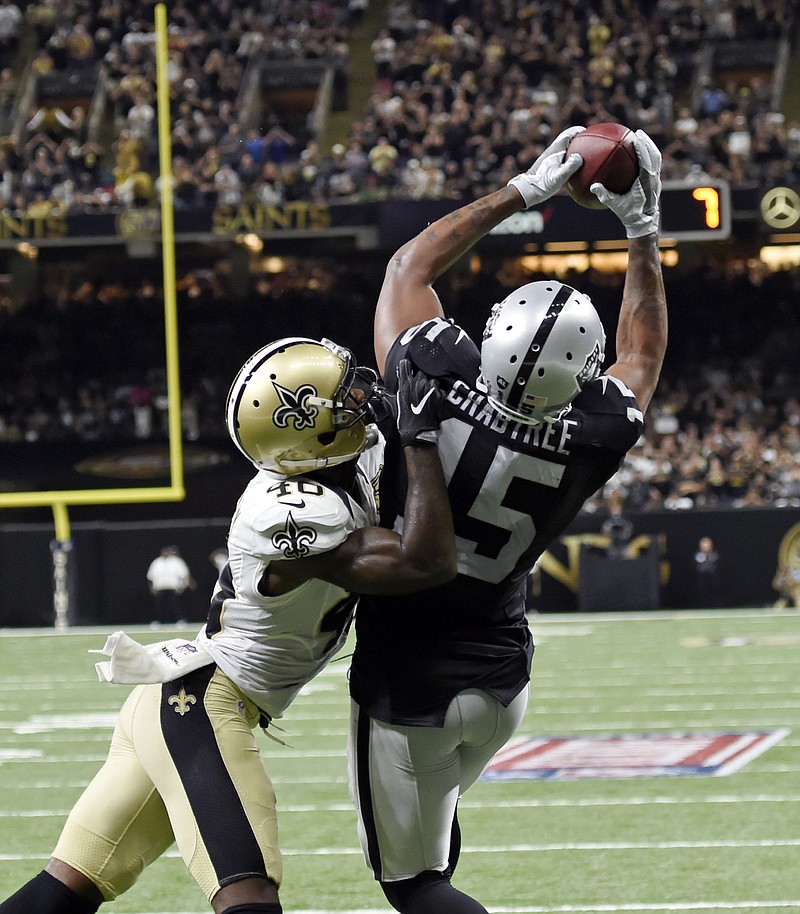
[
  {"left": 590, "top": 130, "right": 662, "bottom": 238},
  {"left": 508, "top": 126, "right": 585, "bottom": 209}
]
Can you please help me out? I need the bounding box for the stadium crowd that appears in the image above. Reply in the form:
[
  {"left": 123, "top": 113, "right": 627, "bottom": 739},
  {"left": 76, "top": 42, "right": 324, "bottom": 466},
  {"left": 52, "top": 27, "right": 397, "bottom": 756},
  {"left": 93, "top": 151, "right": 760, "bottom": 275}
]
[
  {"left": 0, "top": 0, "right": 798, "bottom": 516},
  {"left": 0, "top": 0, "right": 795, "bottom": 212},
  {"left": 2, "top": 255, "right": 799, "bottom": 514}
]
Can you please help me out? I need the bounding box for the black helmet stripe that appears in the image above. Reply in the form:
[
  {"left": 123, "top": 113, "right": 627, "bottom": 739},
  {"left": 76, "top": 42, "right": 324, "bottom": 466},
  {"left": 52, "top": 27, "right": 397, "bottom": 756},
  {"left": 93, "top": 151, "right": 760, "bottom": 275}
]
[{"left": 505, "top": 283, "right": 573, "bottom": 412}]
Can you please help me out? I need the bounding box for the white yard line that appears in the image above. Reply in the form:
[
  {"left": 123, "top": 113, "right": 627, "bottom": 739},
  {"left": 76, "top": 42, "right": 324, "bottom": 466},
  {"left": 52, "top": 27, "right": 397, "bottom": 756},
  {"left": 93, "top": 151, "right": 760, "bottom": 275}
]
[
  {"left": 7, "top": 791, "right": 800, "bottom": 817},
  {"left": 70, "top": 904, "right": 800, "bottom": 914},
  {"left": 3, "top": 839, "right": 800, "bottom": 860}
]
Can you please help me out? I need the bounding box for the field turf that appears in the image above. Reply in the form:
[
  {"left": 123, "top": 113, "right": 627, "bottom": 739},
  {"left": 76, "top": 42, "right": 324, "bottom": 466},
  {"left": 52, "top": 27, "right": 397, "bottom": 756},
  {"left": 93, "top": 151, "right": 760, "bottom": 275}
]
[{"left": 1, "top": 608, "right": 798, "bottom": 913}]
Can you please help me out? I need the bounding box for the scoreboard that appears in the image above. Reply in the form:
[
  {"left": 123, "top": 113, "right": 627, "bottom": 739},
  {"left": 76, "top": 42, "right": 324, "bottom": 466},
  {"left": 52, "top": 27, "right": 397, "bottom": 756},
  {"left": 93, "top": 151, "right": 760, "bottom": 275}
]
[{"left": 659, "top": 180, "right": 731, "bottom": 241}]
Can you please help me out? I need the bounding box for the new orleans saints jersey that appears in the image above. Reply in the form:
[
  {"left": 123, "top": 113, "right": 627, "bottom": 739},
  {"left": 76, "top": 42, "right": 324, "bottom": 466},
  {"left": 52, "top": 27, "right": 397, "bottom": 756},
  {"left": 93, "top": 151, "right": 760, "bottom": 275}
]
[
  {"left": 350, "top": 319, "right": 644, "bottom": 726},
  {"left": 196, "top": 430, "right": 384, "bottom": 720}
]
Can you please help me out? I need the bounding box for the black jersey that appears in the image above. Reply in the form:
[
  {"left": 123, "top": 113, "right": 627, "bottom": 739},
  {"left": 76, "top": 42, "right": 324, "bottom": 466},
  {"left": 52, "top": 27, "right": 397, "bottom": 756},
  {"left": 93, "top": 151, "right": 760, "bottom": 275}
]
[{"left": 350, "top": 318, "right": 644, "bottom": 725}]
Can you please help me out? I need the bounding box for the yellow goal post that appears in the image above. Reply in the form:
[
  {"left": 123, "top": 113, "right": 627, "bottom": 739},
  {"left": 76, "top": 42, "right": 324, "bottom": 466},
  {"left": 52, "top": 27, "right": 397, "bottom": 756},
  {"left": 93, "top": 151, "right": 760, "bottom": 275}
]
[{"left": 0, "top": 5, "right": 183, "bottom": 628}]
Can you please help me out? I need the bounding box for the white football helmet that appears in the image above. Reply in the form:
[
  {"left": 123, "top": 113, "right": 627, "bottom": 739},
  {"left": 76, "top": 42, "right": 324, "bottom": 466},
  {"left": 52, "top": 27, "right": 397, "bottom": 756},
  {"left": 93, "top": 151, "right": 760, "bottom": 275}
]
[
  {"left": 478, "top": 281, "right": 606, "bottom": 425},
  {"left": 226, "top": 337, "right": 387, "bottom": 475}
]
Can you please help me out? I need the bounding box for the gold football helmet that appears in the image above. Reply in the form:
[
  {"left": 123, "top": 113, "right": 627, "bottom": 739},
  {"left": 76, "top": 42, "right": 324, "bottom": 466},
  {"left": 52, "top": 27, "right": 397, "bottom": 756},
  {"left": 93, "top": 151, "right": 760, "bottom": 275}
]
[{"left": 226, "top": 337, "right": 386, "bottom": 475}]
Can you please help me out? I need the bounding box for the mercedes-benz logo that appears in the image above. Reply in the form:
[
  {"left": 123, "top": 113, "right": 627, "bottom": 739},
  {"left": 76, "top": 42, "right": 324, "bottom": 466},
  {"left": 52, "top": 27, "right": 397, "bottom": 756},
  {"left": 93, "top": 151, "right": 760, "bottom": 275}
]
[{"left": 761, "top": 187, "right": 800, "bottom": 229}]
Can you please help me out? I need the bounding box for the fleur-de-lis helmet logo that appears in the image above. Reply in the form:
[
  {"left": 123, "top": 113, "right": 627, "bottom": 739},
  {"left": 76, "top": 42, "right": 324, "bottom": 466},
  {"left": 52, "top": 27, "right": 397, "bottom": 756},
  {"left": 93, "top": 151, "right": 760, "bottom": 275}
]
[
  {"left": 272, "top": 382, "right": 319, "bottom": 431},
  {"left": 272, "top": 511, "right": 317, "bottom": 559}
]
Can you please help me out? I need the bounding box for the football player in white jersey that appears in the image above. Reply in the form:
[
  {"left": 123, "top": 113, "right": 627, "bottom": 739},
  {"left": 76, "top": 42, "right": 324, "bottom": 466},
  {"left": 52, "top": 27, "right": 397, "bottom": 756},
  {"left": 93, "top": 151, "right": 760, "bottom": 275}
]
[
  {"left": 0, "top": 338, "right": 456, "bottom": 914},
  {"left": 347, "top": 129, "right": 668, "bottom": 913}
]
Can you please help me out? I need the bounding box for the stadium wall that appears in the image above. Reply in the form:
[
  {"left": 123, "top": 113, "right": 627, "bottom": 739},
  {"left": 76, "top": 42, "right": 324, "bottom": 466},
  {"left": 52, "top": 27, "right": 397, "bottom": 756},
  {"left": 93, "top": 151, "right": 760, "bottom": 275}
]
[{"left": 0, "top": 509, "right": 796, "bottom": 627}]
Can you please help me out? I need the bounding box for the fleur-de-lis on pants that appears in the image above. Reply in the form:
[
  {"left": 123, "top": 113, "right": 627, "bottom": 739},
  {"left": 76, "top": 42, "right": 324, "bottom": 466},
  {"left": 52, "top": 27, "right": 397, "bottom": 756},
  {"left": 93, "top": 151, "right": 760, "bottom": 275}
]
[{"left": 168, "top": 687, "right": 197, "bottom": 716}]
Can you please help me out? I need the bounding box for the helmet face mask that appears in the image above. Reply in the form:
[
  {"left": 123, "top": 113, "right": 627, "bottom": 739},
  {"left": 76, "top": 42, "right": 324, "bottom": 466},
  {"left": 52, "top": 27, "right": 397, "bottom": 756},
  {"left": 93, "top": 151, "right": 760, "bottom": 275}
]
[
  {"left": 227, "top": 338, "right": 388, "bottom": 475},
  {"left": 313, "top": 339, "right": 389, "bottom": 431},
  {"left": 478, "top": 281, "right": 606, "bottom": 426}
]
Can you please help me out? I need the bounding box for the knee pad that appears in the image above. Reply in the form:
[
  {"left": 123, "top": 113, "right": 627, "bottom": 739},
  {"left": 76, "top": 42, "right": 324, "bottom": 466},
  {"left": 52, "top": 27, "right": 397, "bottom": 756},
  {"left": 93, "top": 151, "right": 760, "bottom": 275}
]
[
  {"left": 380, "top": 870, "right": 489, "bottom": 914},
  {"left": 380, "top": 870, "right": 448, "bottom": 912}
]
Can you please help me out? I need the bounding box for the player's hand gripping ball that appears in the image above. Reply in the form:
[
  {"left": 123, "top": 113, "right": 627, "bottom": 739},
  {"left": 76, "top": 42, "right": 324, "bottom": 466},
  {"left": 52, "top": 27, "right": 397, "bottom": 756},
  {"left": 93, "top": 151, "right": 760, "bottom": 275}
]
[{"left": 564, "top": 123, "right": 639, "bottom": 210}]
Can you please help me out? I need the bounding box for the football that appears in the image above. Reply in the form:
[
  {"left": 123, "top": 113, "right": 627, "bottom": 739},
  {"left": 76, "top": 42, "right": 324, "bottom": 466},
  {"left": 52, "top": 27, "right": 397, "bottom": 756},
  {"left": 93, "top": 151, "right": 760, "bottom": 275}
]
[{"left": 564, "top": 123, "right": 639, "bottom": 210}]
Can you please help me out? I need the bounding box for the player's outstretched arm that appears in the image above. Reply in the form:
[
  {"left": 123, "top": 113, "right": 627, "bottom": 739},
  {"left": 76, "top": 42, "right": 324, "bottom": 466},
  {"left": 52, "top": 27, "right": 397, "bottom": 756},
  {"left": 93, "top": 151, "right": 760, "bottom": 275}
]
[
  {"left": 374, "top": 128, "right": 584, "bottom": 375},
  {"left": 607, "top": 234, "right": 667, "bottom": 413},
  {"left": 592, "top": 131, "right": 667, "bottom": 412},
  {"left": 271, "top": 365, "right": 457, "bottom": 595}
]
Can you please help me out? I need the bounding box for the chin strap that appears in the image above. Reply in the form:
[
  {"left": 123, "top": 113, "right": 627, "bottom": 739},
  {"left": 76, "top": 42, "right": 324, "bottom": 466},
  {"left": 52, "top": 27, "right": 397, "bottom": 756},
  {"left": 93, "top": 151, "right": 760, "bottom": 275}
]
[{"left": 278, "top": 423, "right": 377, "bottom": 473}]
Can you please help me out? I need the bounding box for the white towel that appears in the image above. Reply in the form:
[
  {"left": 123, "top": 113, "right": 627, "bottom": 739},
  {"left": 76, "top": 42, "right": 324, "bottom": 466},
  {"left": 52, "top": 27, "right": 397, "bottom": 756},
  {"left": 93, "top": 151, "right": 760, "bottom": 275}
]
[{"left": 92, "top": 631, "right": 213, "bottom": 683}]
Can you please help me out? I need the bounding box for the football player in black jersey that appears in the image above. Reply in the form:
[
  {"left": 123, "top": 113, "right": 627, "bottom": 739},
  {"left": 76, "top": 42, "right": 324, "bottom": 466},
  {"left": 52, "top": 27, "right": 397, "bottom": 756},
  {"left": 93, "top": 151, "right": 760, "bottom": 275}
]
[
  {"left": 0, "top": 341, "right": 456, "bottom": 914},
  {"left": 347, "top": 127, "right": 667, "bottom": 914}
]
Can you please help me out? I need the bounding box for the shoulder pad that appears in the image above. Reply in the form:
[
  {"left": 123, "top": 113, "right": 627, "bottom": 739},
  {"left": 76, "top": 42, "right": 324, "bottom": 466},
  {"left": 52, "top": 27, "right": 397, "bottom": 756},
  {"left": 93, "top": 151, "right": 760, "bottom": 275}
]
[
  {"left": 385, "top": 319, "right": 480, "bottom": 390},
  {"left": 236, "top": 476, "right": 353, "bottom": 560},
  {"left": 572, "top": 375, "right": 645, "bottom": 450},
  {"left": 358, "top": 425, "right": 385, "bottom": 481},
  {"left": 580, "top": 374, "right": 644, "bottom": 421}
]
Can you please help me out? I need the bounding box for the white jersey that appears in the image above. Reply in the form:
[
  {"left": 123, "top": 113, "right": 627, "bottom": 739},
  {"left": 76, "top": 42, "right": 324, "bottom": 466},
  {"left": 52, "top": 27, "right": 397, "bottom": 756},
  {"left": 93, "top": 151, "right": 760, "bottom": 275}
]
[
  {"left": 195, "top": 430, "right": 384, "bottom": 720},
  {"left": 146, "top": 554, "right": 191, "bottom": 592}
]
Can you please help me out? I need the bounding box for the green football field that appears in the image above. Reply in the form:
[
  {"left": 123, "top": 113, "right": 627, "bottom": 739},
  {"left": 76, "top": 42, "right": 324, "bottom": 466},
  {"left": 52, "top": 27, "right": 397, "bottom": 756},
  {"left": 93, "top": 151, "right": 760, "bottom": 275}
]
[{"left": 1, "top": 608, "right": 798, "bottom": 913}]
